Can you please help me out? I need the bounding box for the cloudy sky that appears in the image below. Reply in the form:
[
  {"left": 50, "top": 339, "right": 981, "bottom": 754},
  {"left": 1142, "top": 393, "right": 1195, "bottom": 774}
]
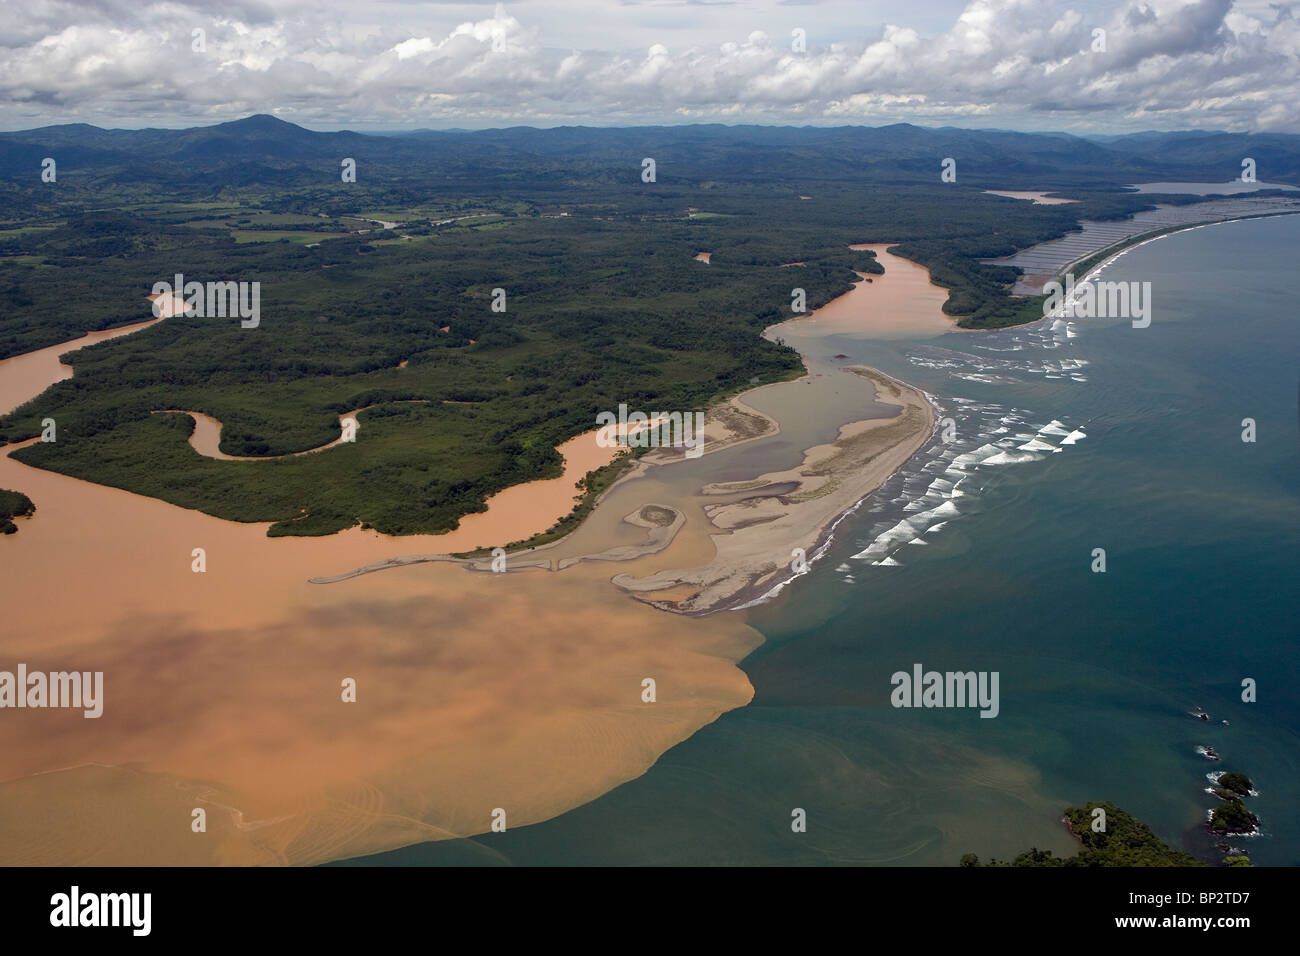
[{"left": 1, "top": 0, "right": 1297, "bottom": 132}]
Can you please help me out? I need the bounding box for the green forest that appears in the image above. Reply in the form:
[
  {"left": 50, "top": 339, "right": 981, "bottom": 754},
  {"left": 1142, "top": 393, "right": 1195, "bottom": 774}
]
[
  {"left": 960, "top": 803, "right": 1206, "bottom": 867},
  {"left": 2, "top": 117, "right": 1293, "bottom": 537},
  {"left": 0, "top": 488, "right": 34, "bottom": 534}
]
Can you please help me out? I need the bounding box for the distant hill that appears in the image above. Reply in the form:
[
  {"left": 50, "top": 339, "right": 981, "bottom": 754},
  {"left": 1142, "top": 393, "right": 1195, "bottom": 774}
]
[{"left": 2, "top": 116, "right": 1298, "bottom": 187}]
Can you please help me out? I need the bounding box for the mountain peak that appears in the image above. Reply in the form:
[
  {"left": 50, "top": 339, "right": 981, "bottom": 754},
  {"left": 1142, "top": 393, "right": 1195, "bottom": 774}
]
[{"left": 218, "top": 114, "right": 303, "bottom": 132}]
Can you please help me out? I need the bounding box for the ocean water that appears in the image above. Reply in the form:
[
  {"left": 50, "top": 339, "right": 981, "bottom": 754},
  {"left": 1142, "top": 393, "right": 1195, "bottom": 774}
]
[{"left": 341, "top": 214, "right": 1300, "bottom": 867}]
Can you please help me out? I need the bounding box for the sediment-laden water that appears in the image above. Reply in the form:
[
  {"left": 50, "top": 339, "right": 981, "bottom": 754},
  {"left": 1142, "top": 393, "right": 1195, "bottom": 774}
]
[{"left": 347, "top": 214, "right": 1299, "bottom": 866}]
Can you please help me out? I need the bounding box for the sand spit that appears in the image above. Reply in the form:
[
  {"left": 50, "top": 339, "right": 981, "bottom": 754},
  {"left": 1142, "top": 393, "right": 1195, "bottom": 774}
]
[
  {"left": 310, "top": 243, "right": 945, "bottom": 608},
  {"left": 983, "top": 190, "right": 1080, "bottom": 205},
  {"left": 305, "top": 395, "right": 774, "bottom": 587},
  {"left": 609, "top": 367, "right": 934, "bottom": 614},
  {"left": 984, "top": 195, "right": 1300, "bottom": 295},
  {"left": 308, "top": 503, "right": 686, "bottom": 583}
]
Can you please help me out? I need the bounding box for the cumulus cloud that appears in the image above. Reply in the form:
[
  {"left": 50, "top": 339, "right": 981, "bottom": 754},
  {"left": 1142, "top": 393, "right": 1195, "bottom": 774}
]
[{"left": 0, "top": 0, "right": 1296, "bottom": 130}]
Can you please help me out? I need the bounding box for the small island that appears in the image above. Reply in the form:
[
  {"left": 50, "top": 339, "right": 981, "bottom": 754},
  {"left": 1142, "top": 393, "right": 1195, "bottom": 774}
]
[
  {"left": 0, "top": 488, "right": 34, "bottom": 535},
  {"left": 1215, "top": 771, "right": 1253, "bottom": 796},
  {"left": 1209, "top": 799, "right": 1259, "bottom": 835}
]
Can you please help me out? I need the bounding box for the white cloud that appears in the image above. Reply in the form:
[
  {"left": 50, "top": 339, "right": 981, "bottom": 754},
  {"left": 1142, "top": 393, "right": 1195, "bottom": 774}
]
[{"left": 0, "top": 0, "right": 1296, "bottom": 131}]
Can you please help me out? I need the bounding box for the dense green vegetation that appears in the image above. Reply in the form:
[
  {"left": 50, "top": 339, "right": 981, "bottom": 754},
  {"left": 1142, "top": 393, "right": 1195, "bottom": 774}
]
[
  {"left": 961, "top": 803, "right": 1203, "bottom": 867},
  {"left": 0, "top": 488, "right": 35, "bottom": 534},
  {"left": 0, "top": 211, "right": 839, "bottom": 537},
  {"left": 2, "top": 117, "right": 1294, "bottom": 537},
  {"left": 1216, "top": 772, "right": 1253, "bottom": 796},
  {"left": 1209, "top": 799, "right": 1259, "bottom": 834}
]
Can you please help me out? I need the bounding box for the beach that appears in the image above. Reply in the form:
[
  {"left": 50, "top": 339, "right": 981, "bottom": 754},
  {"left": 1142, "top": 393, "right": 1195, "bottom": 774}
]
[{"left": 608, "top": 367, "right": 934, "bottom": 614}]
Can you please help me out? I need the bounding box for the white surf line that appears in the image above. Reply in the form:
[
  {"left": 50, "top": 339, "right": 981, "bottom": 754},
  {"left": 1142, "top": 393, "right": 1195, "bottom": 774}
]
[
  {"left": 730, "top": 373, "right": 944, "bottom": 612},
  {"left": 1049, "top": 210, "right": 1300, "bottom": 311}
]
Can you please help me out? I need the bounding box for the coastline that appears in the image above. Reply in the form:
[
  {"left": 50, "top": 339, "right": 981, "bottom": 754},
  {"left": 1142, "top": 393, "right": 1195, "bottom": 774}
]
[
  {"left": 302, "top": 365, "right": 937, "bottom": 617},
  {"left": 0, "top": 237, "right": 965, "bottom": 866},
  {"left": 11, "top": 209, "right": 1278, "bottom": 865},
  {"left": 1069, "top": 212, "right": 1300, "bottom": 287},
  {"left": 308, "top": 243, "right": 949, "bottom": 615},
  {"left": 0, "top": 253, "right": 939, "bottom": 866},
  {"left": 1000, "top": 209, "right": 1300, "bottom": 314},
  {"left": 608, "top": 366, "right": 936, "bottom": 615}
]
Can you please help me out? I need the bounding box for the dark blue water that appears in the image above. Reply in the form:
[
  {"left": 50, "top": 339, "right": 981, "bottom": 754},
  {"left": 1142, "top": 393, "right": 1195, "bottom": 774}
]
[{"left": 342, "top": 214, "right": 1299, "bottom": 866}]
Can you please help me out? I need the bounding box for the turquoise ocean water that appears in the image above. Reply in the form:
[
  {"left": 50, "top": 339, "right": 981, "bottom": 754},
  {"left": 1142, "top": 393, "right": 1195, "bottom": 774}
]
[{"left": 342, "top": 214, "right": 1299, "bottom": 866}]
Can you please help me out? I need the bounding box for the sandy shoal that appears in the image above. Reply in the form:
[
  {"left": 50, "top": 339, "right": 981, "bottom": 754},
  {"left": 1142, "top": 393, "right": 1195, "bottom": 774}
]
[
  {"left": 983, "top": 190, "right": 1079, "bottom": 205},
  {"left": 608, "top": 367, "right": 935, "bottom": 614}
]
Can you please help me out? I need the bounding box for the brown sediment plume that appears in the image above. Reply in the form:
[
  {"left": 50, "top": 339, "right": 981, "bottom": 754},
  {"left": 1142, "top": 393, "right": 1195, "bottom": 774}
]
[
  {"left": 0, "top": 258, "right": 947, "bottom": 864},
  {"left": 0, "top": 416, "right": 757, "bottom": 864},
  {"left": 0, "top": 553, "right": 757, "bottom": 865}
]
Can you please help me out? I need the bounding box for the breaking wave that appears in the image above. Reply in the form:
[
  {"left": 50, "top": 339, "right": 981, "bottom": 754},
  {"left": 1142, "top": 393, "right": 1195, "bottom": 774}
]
[{"left": 849, "top": 391, "right": 1087, "bottom": 568}]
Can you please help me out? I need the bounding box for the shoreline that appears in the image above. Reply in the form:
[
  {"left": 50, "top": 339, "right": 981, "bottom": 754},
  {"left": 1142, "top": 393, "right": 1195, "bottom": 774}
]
[
  {"left": 307, "top": 244, "right": 948, "bottom": 614},
  {"left": 724, "top": 371, "right": 942, "bottom": 613},
  {"left": 7, "top": 214, "right": 1236, "bottom": 619},
  {"left": 998, "top": 209, "right": 1300, "bottom": 322},
  {"left": 606, "top": 365, "right": 935, "bottom": 615},
  {"left": 1071, "top": 212, "right": 1300, "bottom": 287},
  {"left": 302, "top": 364, "right": 936, "bottom": 618},
  {"left": 4, "top": 211, "right": 1289, "bottom": 868}
]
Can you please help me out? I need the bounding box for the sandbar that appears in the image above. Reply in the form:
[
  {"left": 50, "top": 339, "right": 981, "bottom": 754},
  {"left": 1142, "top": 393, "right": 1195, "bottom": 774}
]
[{"left": 983, "top": 190, "right": 1079, "bottom": 205}]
